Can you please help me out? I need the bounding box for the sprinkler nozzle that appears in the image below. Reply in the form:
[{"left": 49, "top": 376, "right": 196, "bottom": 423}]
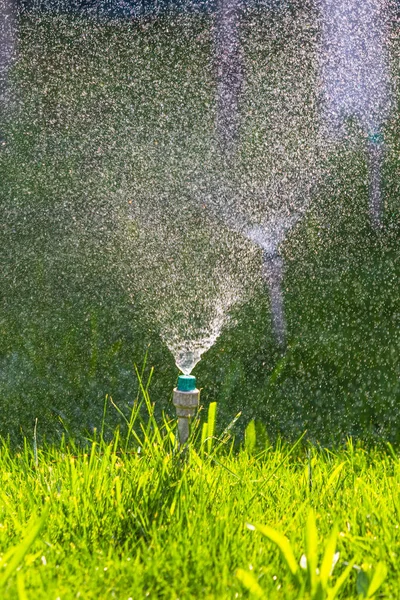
[
  {"left": 368, "top": 131, "right": 384, "bottom": 145},
  {"left": 177, "top": 375, "right": 197, "bottom": 392},
  {"left": 173, "top": 375, "right": 200, "bottom": 445}
]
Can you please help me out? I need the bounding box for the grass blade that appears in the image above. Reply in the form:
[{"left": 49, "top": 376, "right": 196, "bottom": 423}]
[
  {"left": 366, "top": 562, "right": 387, "bottom": 598},
  {"left": 236, "top": 568, "right": 265, "bottom": 598},
  {"left": 249, "top": 523, "right": 299, "bottom": 580},
  {"left": 0, "top": 506, "right": 49, "bottom": 588},
  {"left": 320, "top": 526, "right": 338, "bottom": 586},
  {"left": 305, "top": 509, "right": 318, "bottom": 591},
  {"left": 207, "top": 402, "right": 217, "bottom": 454}
]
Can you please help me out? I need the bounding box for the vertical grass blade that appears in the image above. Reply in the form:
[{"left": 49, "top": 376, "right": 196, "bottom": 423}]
[
  {"left": 245, "top": 420, "right": 256, "bottom": 454},
  {"left": 236, "top": 568, "right": 265, "bottom": 599},
  {"left": 319, "top": 525, "right": 338, "bottom": 586},
  {"left": 16, "top": 572, "right": 28, "bottom": 600},
  {"left": 207, "top": 402, "right": 217, "bottom": 454},
  {"left": 304, "top": 509, "right": 318, "bottom": 592},
  {"left": 0, "top": 506, "right": 49, "bottom": 588}
]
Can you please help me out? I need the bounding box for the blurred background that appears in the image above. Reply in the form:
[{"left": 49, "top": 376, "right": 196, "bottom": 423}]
[{"left": 1, "top": 0, "right": 400, "bottom": 445}]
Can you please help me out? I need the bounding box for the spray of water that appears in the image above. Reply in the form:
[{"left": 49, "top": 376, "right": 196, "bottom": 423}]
[
  {"left": 123, "top": 178, "right": 254, "bottom": 373},
  {"left": 115, "top": 3, "right": 324, "bottom": 363},
  {"left": 0, "top": 0, "right": 17, "bottom": 139},
  {"left": 167, "top": 292, "right": 238, "bottom": 374},
  {"left": 319, "top": 0, "right": 391, "bottom": 139},
  {"left": 3, "top": 1, "right": 395, "bottom": 392},
  {"left": 319, "top": 0, "right": 392, "bottom": 228}
]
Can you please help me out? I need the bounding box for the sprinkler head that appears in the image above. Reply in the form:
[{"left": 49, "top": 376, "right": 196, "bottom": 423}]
[
  {"left": 368, "top": 131, "right": 384, "bottom": 145},
  {"left": 177, "top": 374, "right": 197, "bottom": 392}
]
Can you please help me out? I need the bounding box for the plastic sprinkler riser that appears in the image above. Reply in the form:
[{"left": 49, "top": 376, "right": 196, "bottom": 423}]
[{"left": 173, "top": 375, "right": 200, "bottom": 445}]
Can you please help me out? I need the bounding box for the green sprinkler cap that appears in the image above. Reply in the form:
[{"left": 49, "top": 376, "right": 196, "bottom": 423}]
[
  {"left": 177, "top": 375, "right": 197, "bottom": 392},
  {"left": 368, "top": 131, "right": 384, "bottom": 145}
]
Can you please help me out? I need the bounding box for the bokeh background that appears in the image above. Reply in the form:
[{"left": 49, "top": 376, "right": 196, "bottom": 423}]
[{"left": 1, "top": 0, "right": 400, "bottom": 445}]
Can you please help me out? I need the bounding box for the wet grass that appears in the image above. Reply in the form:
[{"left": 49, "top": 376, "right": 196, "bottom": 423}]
[{"left": 0, "top": 387, "right": 398, "bottom": 599}]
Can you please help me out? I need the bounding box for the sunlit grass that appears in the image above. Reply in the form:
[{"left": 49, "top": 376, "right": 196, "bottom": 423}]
[{"left": 0, "top": 377, "right": 398, "bottom": 599}]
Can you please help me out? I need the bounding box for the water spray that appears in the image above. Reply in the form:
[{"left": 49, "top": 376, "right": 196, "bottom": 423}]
[
  {"left": 173, "top": 374, "right": 200, "bottom": 445},
  {"left": 215, "top": 0, "right": 242, "bottom": 159},
  {"left": 262, "top": 249, "right": 286, "bottom": 348},
  {"left": 367, "top": 131, "right": 384, "bottom": 230},
  {"left": 319, "top": 0, "right": 390, "bottom": 230},
  {"left": 0, "top": 0, "right": 17, "bottom": 145}
]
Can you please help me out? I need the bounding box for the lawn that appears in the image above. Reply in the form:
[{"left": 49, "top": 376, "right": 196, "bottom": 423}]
[
  {"left": 1, "top": 9, "right": 400, "bottom": 597},
  {"left": 0, "top": 391, "right": 397, "bottom": 599}
]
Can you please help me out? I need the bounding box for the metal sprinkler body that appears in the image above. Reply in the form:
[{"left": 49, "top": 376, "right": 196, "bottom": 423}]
[
  {"left": 173, "top": 375, "right": 200, "bottom": 445},
  {"left": 262, "top": 249, "right": 286, "bottom": 348}
]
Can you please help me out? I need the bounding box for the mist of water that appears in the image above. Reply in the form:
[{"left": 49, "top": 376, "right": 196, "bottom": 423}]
[
  {"left": 1, "top": 0, "right": 397, "bottom": 437},
  {"left": 319, "top": 0, "right": 391, "bottom": 139},
  {"left": 0, "top": 0, "right": 17, "bottom": 135},
  {"left": 168, "top": 293, "right": 238, "bottom": 374},
  {"left": 116, "top": 2, "right": 325, "bottom": 368},
  {"left": 124, "top": 178, "right": 254, "bottom": 373},
  {"left": 319, "top": 0, "right": 392, "bottom": 229}
]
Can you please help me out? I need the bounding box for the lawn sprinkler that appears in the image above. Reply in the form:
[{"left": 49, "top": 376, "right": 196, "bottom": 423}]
[
  {"left": 173, "top": 375, "right": 200, "bottom": 445},
  {"left": 262, "top": 249, "right": 286, "bottom": 348},
  {"left": 367, "top": 130, "right": 384, "bottom": 230}
]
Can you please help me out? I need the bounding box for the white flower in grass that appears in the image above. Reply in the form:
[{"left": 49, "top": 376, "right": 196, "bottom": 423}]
[
  {"left": 331, "top": 552, "right": 340, "bottom": 574},
  {"left": 299, "top": 552, "right": 340, "bottom": 575}
]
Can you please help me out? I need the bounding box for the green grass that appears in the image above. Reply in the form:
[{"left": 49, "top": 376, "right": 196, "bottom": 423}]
[{"left": 0, "top": 382, "right": 398, "bottom": 599}]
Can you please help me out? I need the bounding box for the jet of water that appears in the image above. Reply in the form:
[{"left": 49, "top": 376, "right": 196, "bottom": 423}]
[
  {"left": 319, "top": 0, "right": 392, "bottom": 228},
  {"left": 168, "top": 293, "right": 238, "bottom": 374},
  {"left": 211, "top": 3, "right": 321, "bottom": 345},
  {"left": 124, "top": 183, "right": 248, "bottom": 375}
]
